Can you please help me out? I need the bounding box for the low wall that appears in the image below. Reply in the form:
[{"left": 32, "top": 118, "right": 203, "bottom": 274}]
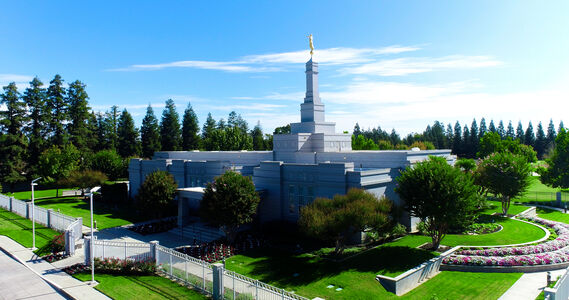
[
  {"left": 376, "top": 246, "right": 460, "bottom": 296},
  {"left": 518, "top": 206, "right": 537, "bottom": 218}
]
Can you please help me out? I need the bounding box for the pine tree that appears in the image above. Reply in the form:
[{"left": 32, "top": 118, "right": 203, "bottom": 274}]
[
  {"left": 479, "top": 118, "right": 488, "bottom": 138},
  {"left": 117, "top": 109, "right": 140, "bottom": 157},
  {"left": 85, "top": 111, "right": 99, "bottom": 153},
  {"left": 470, "top": 119, "right": 479, "bottom": 155},
  {"left": 516, "top": 121, "right": 525, "bottom": 141},
  {"left": 546, "top": 119, "right": 557, "bottom": 151},
  {"left": 217, "top": 118, "right": 226, "bottom": 130},
  {"left": 105, "top": 105, "right": 120, "bottom": 151},
  {"left": 46, "top": 75, "right": 68, "bottom": 146},
  {"left": 160, "top": 99, "right": 182, "bottom": 151},
  {"left": 497, "top": 120, "right": 505, "bottom": 138},
  {"left": 488, "top": 120, "right": 497, "bottom": 133},
  {"left": 452, "top": 121, "right": 462, "bottom": 156},
  {"left": 535, "top": 122, "right": 547, "bottom": 159},
  {"left": 66, "top": 80, "right": 91, "bottom": 152},
  {"left": 0, "top": 83, "right": 28, "bottom": 187},
  {"left": 95, "top": 112, "right": 107, "bottom": 151},
  {"left": 445, "top": 123, "right": 453, "bottom": 147},
  {"left": 140, "top": 105, "right": 161, "bottom": 158},
  {"left": 462, "top": 125, "right": 471, "bottom": 158},
  {"left": 22, "top": 77, "right": 48, "bottom": 171},
  {"left": 182, "top": 102, "right": 200, "bottom": 150},
  {"left": 251, "top": 121, "right": 265, "bottom": 150},
  {"left": 353, "top": 123, "right": 362, "bottom": 136},
  {"left": 524, "top": 121, "right": 536, "bottom": 147},
  {"left": 202, "top": 113, "right": 216, "bottom": 140},
  {"left": 506, "top": 121, "right": 515, "bottom": 139},
  {"left": 559, "top": 121, "right": 565, "bottom": 134}
]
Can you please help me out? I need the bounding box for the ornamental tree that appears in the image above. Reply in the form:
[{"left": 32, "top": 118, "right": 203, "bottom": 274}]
[
  {"left": 539, "top": 128, "right": 569, "bottom": 188},
  {"left": 136, "top": 171, "right": 178, "bottom": 219},
  {"left": 477, "top": 132, "right": 537, "bottom": 163},
  {"left": 200, "top": 171, "right": 260, "bottom": 242},
  {"left": 396, "top": 156, "right": 480, "bottom": 250},
  {"left": 299, "top": 188, "right": 394, "bottom": 255},
  {"left": 476, "top": 152, "right": 532, "bottom": 215}
]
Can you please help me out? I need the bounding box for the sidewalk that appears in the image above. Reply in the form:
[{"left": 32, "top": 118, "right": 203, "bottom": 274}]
[
  {"left": 499, "top": 269, "right": 566, "bottom": 300},
  {"left": 0, "top": 235, "right": 110, "bottom": 300}
]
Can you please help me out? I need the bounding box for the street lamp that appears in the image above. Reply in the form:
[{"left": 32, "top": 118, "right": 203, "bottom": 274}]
[
  {"left": 31, "top": 177, "right": 42, "bottom": 250},
  {"left": 86, "top": 186, "right": 100, "bottom": 284}
]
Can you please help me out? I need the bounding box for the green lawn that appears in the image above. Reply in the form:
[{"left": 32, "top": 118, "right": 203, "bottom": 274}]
[
  {"left": 73, "top": 273, "right": 206, "bottom": 300},
  {"left": 8, "top": 188, "right": 76, "bottom": 200},
  {"left": 0, "top": 208, "right": 61, "bottom": 256},
  {"left": 536, "top": 207, "right": 569, "bottom": 224},
  {"left": 6, "top": 190, "right": 147, "bottom": 229},
  {"left": 482, "top": 203, "right": 531, "bottom": 216}
]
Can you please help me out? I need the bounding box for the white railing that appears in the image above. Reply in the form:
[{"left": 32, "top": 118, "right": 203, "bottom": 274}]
[
  {"left": 545, "top": 266, "right": 569, "bottom": 300},
  {"left": 0, "top": 194, "right": 9, "bottom": 208},
  {"left": 224, "top": 269, "right": 309, "bottom": 300},
  {"left": 93, "top": 239, "right": 152, "bottom": 261},
  {"left": 156, "top": 244, "right": 214, "bottom": 295}
]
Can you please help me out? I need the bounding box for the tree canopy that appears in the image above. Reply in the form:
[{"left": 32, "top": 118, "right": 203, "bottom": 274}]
[
  {"left": 539, "top": 128, "right": 569, "bottom": 189},
  {"left": 136, "top": 170, "right": 178, "bottom": 219},
  {"left": 396, "top": 156, "right": 480, "bottom": 250}
]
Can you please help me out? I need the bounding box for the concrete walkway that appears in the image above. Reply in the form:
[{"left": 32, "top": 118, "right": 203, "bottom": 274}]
[
  {"left": 499, "top": 269, "right": 566, "bottom": 300},
  {"left": 0, "top": 235, "right": 110, "bottom": 300}
]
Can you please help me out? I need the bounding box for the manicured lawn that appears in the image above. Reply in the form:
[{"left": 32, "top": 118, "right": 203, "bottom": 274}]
[
  {"left": 0, "top": 208, "right": 60, "bottom": 256},
  {"left": 6, "top": 189, "right": 147, "bottom": 229},
  {"left": 73, "top": 273, "right": 206, "bottom": 300},
  {"left": 8, "top": 188, "right": 76, "bottom": 200},
  {"left": 225, "top": 236, "right": 437, "bottom": 299},
  {"left": 401, "top": 271, "right": 522, "bottom": 300},
  {"left": 527, "top": 176, "right": 560, "bottom": 193},
  {"left": 482, "top": 202, "right": 531, "bottom": 216},
  {"left": 537, "top": 207, "right": 569, "bottom": 224}
]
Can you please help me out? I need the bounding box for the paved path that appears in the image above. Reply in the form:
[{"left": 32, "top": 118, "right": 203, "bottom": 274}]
[
  {"left": 0, "top": 248, "right": 66, "bottom": 300},
  {"left": 95, "top": 225, "right": 196, "bottom": 248},
  {"left": 0, "top": 235, "right": 110, "bottom": 300},
  {"left": 499, "top": 269, "right": 566, "bottom": 300}
]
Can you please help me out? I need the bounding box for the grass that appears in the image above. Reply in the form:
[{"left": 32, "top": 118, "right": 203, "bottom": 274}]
[
  {"left": 536, "top": 207, "right": 569, "bottom": 224},
  {"left": 225, "top": 236, "right": 437, "bottom": 299},
  {"left": 8, "top": 188, "right": 76, "bottom": 200},
  {"left": 73, "top": 273, "right": 206, "bottom": 300},
  {"left": 6, "top": 189, "right": 147, "bottom": 229},
  {"left": 0, "top": 207, "right": 60, "bottom": 256}
]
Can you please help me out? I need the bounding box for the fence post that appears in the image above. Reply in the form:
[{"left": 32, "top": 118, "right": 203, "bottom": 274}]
[
  {"left": 64, "top": 229, "right": 75, "bottom": 256},
  {"left": 26, "top": 202, "right": 31, "bottom": 219},
  {"left": 212, "top": 262, "right": 224, "bottom": 300},
  {"left": 256, "top": 279, "right": 259, "bottom": 300},
  {"left": 149, "top": 241, "right": 159, "bottom": 264},
  {"left": 47, "top": 209, "right": 53, "bottom": 228},
  {"left": 84, "top": 236, "right": 91, "bottom": 265},
  {"left": 9, "top": 197, "right": 13, "bottom": 212},
  {"left": 557, "top": 192, "right": 562, "bottom": 207}
]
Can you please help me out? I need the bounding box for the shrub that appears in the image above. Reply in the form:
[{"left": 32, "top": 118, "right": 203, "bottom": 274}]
[{"left": 49, "top": 233, "right": 65, "bottom": 254}]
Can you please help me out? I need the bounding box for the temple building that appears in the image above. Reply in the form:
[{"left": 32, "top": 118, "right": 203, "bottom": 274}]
[{"left": 129, "top": 57, "right": 455, "bottom": 229}]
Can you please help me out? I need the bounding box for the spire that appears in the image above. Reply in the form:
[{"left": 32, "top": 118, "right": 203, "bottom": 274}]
[{"left": 304, "top": 59, "right": 321, "bottom": 104}]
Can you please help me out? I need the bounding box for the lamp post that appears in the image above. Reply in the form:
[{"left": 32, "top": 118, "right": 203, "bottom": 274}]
[
  {"left": 86, "top": 186, "right": 100, "bottom": 284},
  {"left": 31, "top": 177, "right": 42, "bottom": 250}
]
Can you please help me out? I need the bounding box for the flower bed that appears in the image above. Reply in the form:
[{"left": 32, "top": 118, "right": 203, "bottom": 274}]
[
  {"left": 175, "top": 235, "right": 264, "bottom": 263},
  {"left": 63, "top": 257, "right": 157, "bottom": 275},
  {"left": 443, "top": 217, "right": 569, "bottom": 268},
  {"left": 42, "top": 253, "right": 68, "bottom": 263}
]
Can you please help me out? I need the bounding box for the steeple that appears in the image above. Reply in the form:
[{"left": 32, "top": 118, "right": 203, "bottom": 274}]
[{"left": 300, "top": 59, "right": 325, "bottom": 123}]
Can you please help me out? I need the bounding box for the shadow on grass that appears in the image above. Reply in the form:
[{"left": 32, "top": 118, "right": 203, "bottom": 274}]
[{"left": 237, "top": 245, "right": 436, "bottom": 287}]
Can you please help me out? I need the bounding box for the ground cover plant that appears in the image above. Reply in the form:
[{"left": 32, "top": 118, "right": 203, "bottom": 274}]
[
  {"left": 7, "top": 189, "right": 146, "bottom": 229},
  {"left": 0, "top": 207, "right": 60, "bottom": 256},
  {"left": 73, "top": 273, "right": 206, "bottom": 300}
]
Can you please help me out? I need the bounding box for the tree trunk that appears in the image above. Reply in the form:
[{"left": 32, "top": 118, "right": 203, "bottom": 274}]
[
  {"left": 502, "top": 196, "right": 511, "bottom": 216},
  {"left": 334, "top": 236, "right": 345, "bottom": 255}
]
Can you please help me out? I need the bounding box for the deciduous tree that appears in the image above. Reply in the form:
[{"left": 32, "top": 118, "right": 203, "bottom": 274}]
[{"left": 539, "top": 129, "right": 569, "bottom": 189}]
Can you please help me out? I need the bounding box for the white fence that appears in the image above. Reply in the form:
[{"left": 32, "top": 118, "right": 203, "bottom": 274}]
[
  {"left": 545, "top": 267, "right": 569, "bottom": 300},
  {"left": 156, "top": 244, "right": 215, "bottom": 295},
  {"left": 85, "top": 238, "right": 310, "bottom": 300},
  {"left": 92, "top": 239, "right": 153, "bottom": 261}
]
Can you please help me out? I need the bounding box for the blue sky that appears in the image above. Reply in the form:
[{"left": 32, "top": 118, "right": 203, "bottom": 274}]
[{"left": 1, "top": 1, "right": 568, "bottom": 135}]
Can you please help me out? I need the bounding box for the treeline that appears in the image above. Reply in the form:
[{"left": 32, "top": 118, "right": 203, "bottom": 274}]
[
  {"left": 0, "top": 77, "right": 272, "bottom": 189},
  {"left": 352, "top": 118, "right": 564, "bottom": 159}
]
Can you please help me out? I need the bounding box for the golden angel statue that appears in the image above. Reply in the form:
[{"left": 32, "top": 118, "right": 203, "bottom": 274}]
[{"left": 308, "top": 34, "right": 314, "bottom": 56}]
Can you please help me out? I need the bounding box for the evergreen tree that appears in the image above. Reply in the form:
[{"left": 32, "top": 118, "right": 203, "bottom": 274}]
[
  {"left": 46, "top": 74, "right": 68, "bottom": 146},
  {"left": 524, "top": 121, "right": 536, "bottom": 147},
  {"left": 516, "top": 121, "right": 525, "bottom": 141},
  {"left": 353, "top": 123, "right": 362, "bottom": 136},
  {"left": 140, "top": 105, "right": 161, "bottom": 158},
  {"left": 445, "top": 123, "right": 453, "bottom": 147},
  {"left": 66, "top": 80, "right": 91, "bottom": 152},
  {"left": 506, "top": 121, "right": 515, "bottom": 139},
  {"left": 105, "top": 105, "right": 120, "bottom": 151},
  {"left": 535, "top": 122, "right": 547, "bottom": 160},
  {"left": 160, "top": 99, "right": 182, "bottom": 151},
  {"left": 488, "top": 120, "right": 497, "bottom": 133},
  {"left": 202, "top": 113, "right": 216, "bottom": 140},
  {"left": 462, "top": 125, "right": 471, "bottom": 158},
  {"left": 95, "top": 112, "right": 108, "bottom": 151},
  {"left": 452, "top": 121, "right": 462, "bottom": 156},
  {"left": 217, "top": 118, "right": 226, "bottom": 130},
  {"left": 479, "top": 118, "right": 488, "bottom": 138},
  {"left": 117, "top": 109, "right": 140, "bottom": 157},
  {"left": 227, "top": 111, "right": 238, "bottom": 127},
  {"left": 470, "top": 119, "right": 479, "bottom": 156},
  {"left": 251, "top": 121, "right": 265, "bottom": 150},
  {"left": 22, "top": 77, "right": 48, "bottom": 171},
  {"left": 497, "top": 120, "right": 505, "bottom": 138},
  {"left": 85, "top": 111, "right": 99, "bottom": 153},
  {"left": 181, "top": 102, "right": 200, "bottom": 150},
  {"left": 389, "top": 129, "right": 401, "bottom": 146},
  {"left": 559, "top": 121, "right": 565, "bottom": 134},
  {"left": 546, "top": 119, "right": 557, "bottom": 152},
  {"left": 0, "top": 83, "right": 28, "bottom": 187}
]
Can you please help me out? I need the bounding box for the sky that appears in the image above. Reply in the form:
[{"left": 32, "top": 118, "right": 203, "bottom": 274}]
[{"left": 1, "top": 1, "right": 568, "bottom": 136}]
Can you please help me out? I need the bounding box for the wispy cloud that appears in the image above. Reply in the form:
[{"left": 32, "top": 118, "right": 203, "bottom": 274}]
[
  {"left": 0, "top": 74, "right": 35, "bottom": 91},
  {"left": 342, "top": 55, "right": 502, "bottom": 76},
  {"left": 108, "top": 45, "right": 421, "bottom": 72}
]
